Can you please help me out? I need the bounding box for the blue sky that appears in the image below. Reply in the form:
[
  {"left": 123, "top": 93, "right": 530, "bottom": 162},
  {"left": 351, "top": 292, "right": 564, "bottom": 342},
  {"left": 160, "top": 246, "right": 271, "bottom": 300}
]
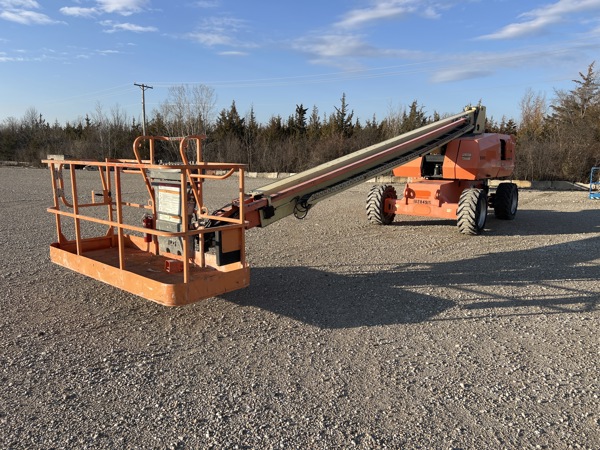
[{"left": 1, "top": 0, "right": 599, "bottom": 126}]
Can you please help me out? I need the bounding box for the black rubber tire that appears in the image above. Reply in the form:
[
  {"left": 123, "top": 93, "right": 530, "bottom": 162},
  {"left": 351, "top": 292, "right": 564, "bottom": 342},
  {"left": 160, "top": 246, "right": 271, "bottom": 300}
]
[
  {"left": 494, "top": 182, "right": 518, "bottom": 220},
  {"left": 366, "top": 185, "right": 397, "bottom": 225},
  {"left": 457, "top": 188, "right": 488, "bottom": 235}
]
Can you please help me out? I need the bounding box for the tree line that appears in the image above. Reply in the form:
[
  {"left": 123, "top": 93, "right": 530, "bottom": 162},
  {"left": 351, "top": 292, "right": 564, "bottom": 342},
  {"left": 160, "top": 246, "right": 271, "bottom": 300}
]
[{"left": 1, "top": 63, "right": 598, "bottom": 181}]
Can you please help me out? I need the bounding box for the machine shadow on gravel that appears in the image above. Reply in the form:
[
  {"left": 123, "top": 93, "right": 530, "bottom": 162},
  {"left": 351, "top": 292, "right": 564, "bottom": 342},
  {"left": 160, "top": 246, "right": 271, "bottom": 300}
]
[
  {"left": 224, "top": 234, "right": 600, "bottom": 328},
  {"left": 225, "top": 265, "right": 456, "bottom": 328},
  {"left": 484, "top": 209, "right": 600, "bottom": 236},
  {"left": 457, "top": 234, "right": 600, "bottom": 315}
]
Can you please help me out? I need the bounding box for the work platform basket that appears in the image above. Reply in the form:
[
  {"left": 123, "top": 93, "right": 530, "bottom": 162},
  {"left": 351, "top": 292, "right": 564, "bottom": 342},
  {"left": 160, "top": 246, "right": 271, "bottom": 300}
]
[{"left": 43, "top": 135, "right": 249, "bottom": 306}]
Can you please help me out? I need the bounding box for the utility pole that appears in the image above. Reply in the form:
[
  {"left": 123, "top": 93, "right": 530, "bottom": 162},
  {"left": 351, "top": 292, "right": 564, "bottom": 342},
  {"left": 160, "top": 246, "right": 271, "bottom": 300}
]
[{"left": 134, "top": 82, "right": 153, "bottom": 136}]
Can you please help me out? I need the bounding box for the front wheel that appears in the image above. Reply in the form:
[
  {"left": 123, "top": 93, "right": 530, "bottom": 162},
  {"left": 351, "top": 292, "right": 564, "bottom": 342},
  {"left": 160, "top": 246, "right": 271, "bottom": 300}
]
[
  {"left": 457, "top": 188, "right": 488, "bottom": 235},
  {"left": 366, "top": 185, "right": 397, "bottom": 225}
]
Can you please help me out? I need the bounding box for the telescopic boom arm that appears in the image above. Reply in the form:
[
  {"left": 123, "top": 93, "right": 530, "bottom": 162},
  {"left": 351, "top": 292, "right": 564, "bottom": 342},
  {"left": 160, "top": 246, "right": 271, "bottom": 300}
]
[{"left": 214, "top": 106, "right": 486, "bottom": 229}]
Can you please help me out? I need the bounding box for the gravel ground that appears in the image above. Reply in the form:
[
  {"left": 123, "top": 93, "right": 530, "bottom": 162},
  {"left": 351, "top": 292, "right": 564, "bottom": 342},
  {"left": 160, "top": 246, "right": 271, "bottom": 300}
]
[{"left": 1, "top": 166, "right": 599, "bottom": 449}]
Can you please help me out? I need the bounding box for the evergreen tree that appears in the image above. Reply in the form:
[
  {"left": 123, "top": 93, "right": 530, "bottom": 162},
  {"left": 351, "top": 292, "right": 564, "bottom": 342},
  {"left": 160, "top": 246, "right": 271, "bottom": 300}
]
[
  {"left": 244, "top": 106, "right": 260, "bottom": 170},
  {"left": 501, "top": 118, "right": 518, "bottom": 135},
  {"left": 292, "top": 104, "right": 308, "bottom": 135},
  {"left": 400, "top": 100, "right": 427, "bottom": 133},
  {"left": 546, "top": 62, "right": 600, "bottom": 180},
  {"left": 307, "top": 105, "right": 321, "bottom": 139},
  {"left": 550, "top": 62, "right": 599, "bottom": 122},
  {"left": 332, "top": 93, "right": 354, "bottom": 138},
  {"left": 215, "top": 100, "right": 246, "bottom": 140}
]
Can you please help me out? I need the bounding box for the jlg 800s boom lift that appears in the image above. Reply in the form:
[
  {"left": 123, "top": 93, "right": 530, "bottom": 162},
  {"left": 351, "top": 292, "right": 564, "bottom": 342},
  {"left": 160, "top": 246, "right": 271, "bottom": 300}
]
[{"left": 43, "top": 105, "right": 517, "bottom": 306}]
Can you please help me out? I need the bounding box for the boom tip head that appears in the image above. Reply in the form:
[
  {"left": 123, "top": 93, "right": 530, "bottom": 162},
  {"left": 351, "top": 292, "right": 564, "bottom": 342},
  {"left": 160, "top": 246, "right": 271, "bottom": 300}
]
[{"left": 464, "top": 104, "right": 486, "bottom": 134}]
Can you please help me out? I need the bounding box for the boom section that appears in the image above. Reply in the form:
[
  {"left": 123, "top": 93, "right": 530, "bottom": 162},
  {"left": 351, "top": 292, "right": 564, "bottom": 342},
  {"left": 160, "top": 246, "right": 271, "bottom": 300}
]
[{"left": 243, "top": 106, "right": 485, "bottom": 228}]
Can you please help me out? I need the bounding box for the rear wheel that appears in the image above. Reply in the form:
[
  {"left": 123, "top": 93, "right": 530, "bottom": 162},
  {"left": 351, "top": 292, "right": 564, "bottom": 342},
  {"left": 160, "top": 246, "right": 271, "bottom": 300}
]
[
  {"left": 494, "top": 182, "right": 518, "bottom": 220},
  {"left": 366, "top": 185, "right": 397, "bottom": 225},
  {"left": 457, "top": 188, "right": 488, "bottom": 235}
]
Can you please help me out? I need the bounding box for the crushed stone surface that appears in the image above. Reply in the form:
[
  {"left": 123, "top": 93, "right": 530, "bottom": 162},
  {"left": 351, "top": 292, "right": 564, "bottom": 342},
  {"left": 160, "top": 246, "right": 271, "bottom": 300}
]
[{"left": 1, "top": 167, "right": 599, "bottom": 449}]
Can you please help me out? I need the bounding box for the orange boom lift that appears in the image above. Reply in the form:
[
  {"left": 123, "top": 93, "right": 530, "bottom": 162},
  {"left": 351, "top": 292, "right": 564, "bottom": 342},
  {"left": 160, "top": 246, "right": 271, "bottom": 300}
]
[
  {"left": 368, "top": 115, "right": 517, "bottom": 235},
  {"left": 43, "top": 105, "right": 517, "bottom": 306}
]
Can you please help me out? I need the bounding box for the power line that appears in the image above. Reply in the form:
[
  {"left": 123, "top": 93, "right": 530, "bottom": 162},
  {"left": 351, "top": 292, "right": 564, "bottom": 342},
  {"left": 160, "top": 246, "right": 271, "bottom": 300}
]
[{"left": 46, "top": 84, "right": 136, "bottom": 106}]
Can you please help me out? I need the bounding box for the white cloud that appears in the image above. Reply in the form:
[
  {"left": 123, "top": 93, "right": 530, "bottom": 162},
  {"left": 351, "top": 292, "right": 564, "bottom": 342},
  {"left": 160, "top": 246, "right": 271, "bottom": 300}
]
[
  {"left": 480, "top": 0, "right": 600, "bottom": 40},
  {"left": 291, "top": 1, "right": 442, "bottom": 68},
  {"left": 60, "top": 6, "right": 99, "bottom": 18},
  {"left": 193, "top": 0, "right": 219, "bottom": 7},
  {"left": 0, "top": 42, "right": 135, "bottom": 64},
  {"left": 295, "top": 34, "right": 377, "bottom": 58},
  {"left": 0, "top": 1, "right": 40, "bottom": 7},
  {"left": 334, "top": 0, "right": 445, "bottom": 29},
  {"left": 0, "top": 55, "right": 25, "bottom": 62},
  {"left": 336, "top": 1, "right": 416, "bottom": 28},
  {"left": 0, "top": 0, "right": 62, "bottom": 25},
  {"left": 0, "top": 47, "right": 62, "bottom": 62},
  {"left": 429, "top": 41, "right": 594, "bottom": 83},
  {"left": 422, "top": 6, "right": 441, "bottom": 19},
  {"left": 96, "top": 0, "right": 148, "bottom": 16},
  {"left": 100, "top": 20, "right": 157, "bottom": 33},
  {"left": 0, "top": 48, "right": 26, "bottom": 62},
  {"left": 431, "top": 68, "right": 494, "bottom": 83},
  {"left": 0, "top": 9, "right": 57, "bottom": 24},
  {"left": 186, "top": 16, "right": 256, "bottom": 49},
  {"left": 58, "top": 0, "right": 149, "bottom": 18},
  {"left": 430, "top": 52, "right": 510, "bottom": 83},
  {"left": 218, "top": 50, "right": 248, "bottom": 56},
  {"left": 293, "top": 33, "right": 422, "bottom": 67},
  {"left": 187, "top": 31, "right": 234, "bottom": 46}
]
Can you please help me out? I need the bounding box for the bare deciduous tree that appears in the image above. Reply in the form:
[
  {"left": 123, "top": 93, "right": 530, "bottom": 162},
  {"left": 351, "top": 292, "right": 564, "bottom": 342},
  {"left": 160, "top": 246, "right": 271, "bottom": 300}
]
[{"left": 154, "top": 84, "right": 217, "bottom": 161}]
